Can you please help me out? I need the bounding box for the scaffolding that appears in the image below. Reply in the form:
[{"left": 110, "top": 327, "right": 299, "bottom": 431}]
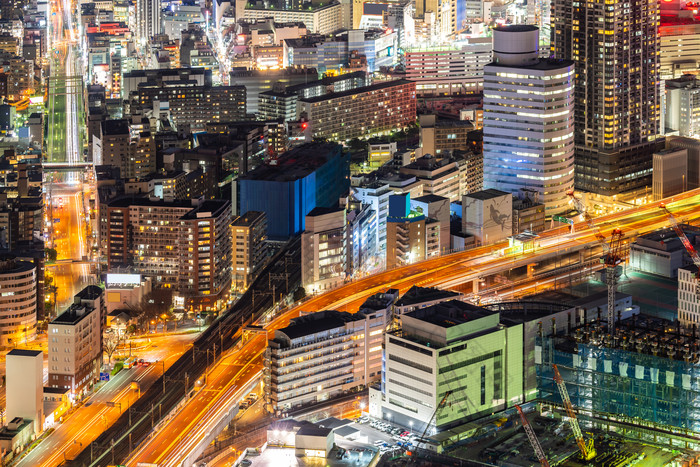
[{"left": 536, "top": 316, "right": 700, "bottom": 447}]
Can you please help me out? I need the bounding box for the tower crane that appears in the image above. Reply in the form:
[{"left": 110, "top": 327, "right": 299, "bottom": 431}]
[
  {"left": 552, "top": 364, "right": 596, "bottom": 461},
  {"left": 417, "top": 390, "right": 452, "bottom": 447},
  {"left": 515, "top": 404, "right": 550, "bottom": 467},
  {"left": 659, "top": 203, "right": 700, "bottom": 299},
  {"left": 568, "top": 190, "right": 625, "bottom": 334}
]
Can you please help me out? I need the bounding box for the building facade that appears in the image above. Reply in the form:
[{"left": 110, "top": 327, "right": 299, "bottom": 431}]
[
  {"left": 551, "top": 0, "right": 661, "bottom": 195},
  {"left": 653, "top": 148, "right": 688, "bottom": 201},
  {"left": 232, "top": 211, "right": 268, "bottom": 292},
  {"left": 483, "top": 26, "right": 574, "bottom": 214},
  {"left": 298, "top": 80, "right": 416, "bottom": 142},
  {"left": 301, "top": 207, "right": 346, "bottom": 293},
  {"left": 48, "top": 290, "right": 103, "bottom": 399},
  {"left": 0, "top": 255, "right": 36, "bottom": 347},
  {"left": 266, "top": 308, "right": 388, "bottom": 411}
]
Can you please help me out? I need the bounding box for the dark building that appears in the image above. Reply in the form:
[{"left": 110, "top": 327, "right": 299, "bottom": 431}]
[
  {"left": 236, "top": 142, "right": 350, "bottom": 239},
  {"left": 551, "top": 0, "right": 662, "bottom": 195}
]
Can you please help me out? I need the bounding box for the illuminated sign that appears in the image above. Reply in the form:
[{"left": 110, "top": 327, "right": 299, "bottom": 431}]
[
  {"left": 304, "top": 450, "right": 326, "bottom": 458},
  {"left": 106, "top": 273, "right": 142, "bottom": 286}
]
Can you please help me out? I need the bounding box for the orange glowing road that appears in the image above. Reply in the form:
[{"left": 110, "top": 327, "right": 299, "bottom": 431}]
[
  {"left": 127, "top": 336, "right": 265, "bottom": 466},
  {"left": 128, "top": 189, "right": 700, "bottom": 464}
]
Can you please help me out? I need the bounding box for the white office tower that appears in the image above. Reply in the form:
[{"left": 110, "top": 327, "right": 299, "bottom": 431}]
[
  {"left": 483, "top": 25, "right": 575, "bottom": 214},
  {"left": 136, "top": 0, "right": 162, "bottom": 44}
]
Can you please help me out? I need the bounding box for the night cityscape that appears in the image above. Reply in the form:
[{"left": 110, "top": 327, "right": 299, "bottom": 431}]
[{"left": 0, "top": 0, "right": 696, "bottom": 465}]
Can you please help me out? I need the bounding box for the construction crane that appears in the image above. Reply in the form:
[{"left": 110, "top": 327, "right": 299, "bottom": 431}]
[
  {"left": 660, "top": 203, "right": 700, "bottom": 299},
  {"left": 515, "top": 404, "right": 550, "bottom": 467},
  {"left": 417, "top": 391, "right": 452, "bottom": 447},
  {"left": 552, "top": 364, "right": 596, "bottom": 461},
  {"left": 568, "top": 190, "right": 624, "bottom": 334}
]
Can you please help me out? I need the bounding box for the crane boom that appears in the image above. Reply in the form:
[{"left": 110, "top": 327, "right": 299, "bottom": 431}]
[
  {"left": 660, "top": 204, "right": 700, "bottom": 298},
  {"left": 568, "top": 190, "right": 609, "bottom": 253},
  {"left": 552, "top": 364, "right": 595, "bottom": 460},
  {"left": 418, "top": 391, "right": 452, "bottom": 444},
  {"left": 515, "top": 404, "right": 550, "bottom": 467}
]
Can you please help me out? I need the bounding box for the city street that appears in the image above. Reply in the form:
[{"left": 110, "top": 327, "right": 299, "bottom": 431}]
[
  {"left": 16, "top": 333, "right": 199, "bottom": 467},
  {"left": 127, "top": 334, "right": 266, "bottom": 466}
]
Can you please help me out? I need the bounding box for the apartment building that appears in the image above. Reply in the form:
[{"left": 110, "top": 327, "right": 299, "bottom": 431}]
[
  {"left": 0, "top": 255, "right": 36, "bottom": 347},
  {"left": 266, "top": 305, "right": 389, "bottom": 412},
  {"left": 135, "top": 82, "right": 246, "bottom": 131},
  {"left": 301, "top": 207, "right": 346, "bottom": 293},
  {"left": 232, "top": 211, "right": 268, "bottom": 292},
  {"left": 403, "top": 39, "right": 492, "bottom": 96},
  {"left": 102, "top": 198, "right": 233, "bottom": 312},
  {"left": 48, "top": 287, "right": 104, "bottom": 398},
  {"left": 243, "top": 3, "right": 342, "bottom": 35},
  {"left": 298, "top": 80, "right": 416, "bottom": 142}
]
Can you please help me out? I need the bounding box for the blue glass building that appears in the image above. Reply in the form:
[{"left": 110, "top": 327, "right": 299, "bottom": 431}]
[{"left": 237, "top": 142, "right": 350, "bottom": 239}]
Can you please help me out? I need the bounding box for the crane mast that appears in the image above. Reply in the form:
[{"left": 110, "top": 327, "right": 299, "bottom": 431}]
[
  {"left": 515, "top": 404, "right": 550, "bottom": 467},
  {"left": 552, "top": 364, "right": 596, "bottom": 460},
  {"left": 568, "top": 190, "right": 624, "bottom": 334}
]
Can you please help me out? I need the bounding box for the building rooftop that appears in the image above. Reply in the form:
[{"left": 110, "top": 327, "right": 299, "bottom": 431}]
[
  {"left": 75, "top": 285, "right": 103, "bottom": 301},
  {"left": 7, "top": 349, "right": 41, "bottom": 357},
  {"left": 51, "top": 303, "right": 97, "bottom": 326},
  {"left": 278, "top": 310, "right": 366, "bottom": 341},
  {"left": 465, "top": 188, "right": 510, "bottom": 201},
  {"left": 487, "top": 57, "right": 575, "bottom": 71},
  {"left": 101, "top": 119, "right": 129, "bottom": 136},
  {"left": 298, "top": 80, "right": 414, "bottom": 104},
  {"left": 179, "top": 199, "right": 231, "bottom": 220},
  {"left": 307, "top": 206, "right": 344, "bottom": 217},
  {"left": 238, "top": 142, "right": 343, "bottom": 183},
  {"left": 395, "top": 285, "right": 460, "bottom": 307},
  {"left": 233, "top": 210, "right": 266, "bottom": 227},
  {"left": 494, "top": 24, "right": 538, "bottom": 32},
  {"left": 406, "top": 300, "right": 495, "bottom": 328}
]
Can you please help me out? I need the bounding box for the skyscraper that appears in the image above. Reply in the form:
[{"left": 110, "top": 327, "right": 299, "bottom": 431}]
[
  {"left": 136, "top": 0, "right": 162, "bottom": 44},
  {"left": 483, "top": 25, "right": 575, "bottom": 214},
  {"left": 551, "top": 0, "right": 662, "bottom": 195}
]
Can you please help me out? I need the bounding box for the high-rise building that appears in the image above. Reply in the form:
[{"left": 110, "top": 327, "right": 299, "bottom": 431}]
[
  {"left": 551, "top": 0, "right": 661, "bottom": 195},
  {"left": 102, "top": 198, "right": 233, "bottom": 312},
  {"left": 483, "top": 26, "right": 574, "bottom": 214},
  {"left": 678, "top": 266, "right": 700, "bottom": 328},
  {"left": 136, "top": 0, "right": 161, "bottom": 43}
]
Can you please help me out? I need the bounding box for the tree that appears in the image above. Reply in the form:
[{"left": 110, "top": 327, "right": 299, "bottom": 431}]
[
  {"left": 103, "top": 331, "right": 122, "bottom": 365},
  {"left": 45, "top": 248, "right": 58, "bottom": 262},
  {"left": 134, "top": 289, "right": 173, "bottom": 332},
  {"left": 293, "top": 287, "right": 306, "bottom": 302}
]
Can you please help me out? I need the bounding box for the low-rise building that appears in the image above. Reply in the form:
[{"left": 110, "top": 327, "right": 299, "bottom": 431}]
[
  {"left": 653, "top": 148, "right": 688, "bottom": 201},
  {"left": 232, "top": 211, "right": 268, "bottom": 292},
  {"left": 301, "top": 207, "right": 346, "bottom": 293},
  {"left": 630, "top": 226, "right": 700, "bottom": 278},
  {"left": 6, "top": 349, "right": 43, "bottom": 434},
  {"left": 462, "top": 189, "right": 512, "bottom": 246},
  {"left": 374, "top": 300, "right": 523, "bottom": 432},
  {"left": 104, "top": 273, "right": 152, "bottom": 315},
  {"left": 419, "top": 115, "right": 475, "bottom": 156},
  {"left": 266, "top": 308, "right": 388, "bottom": 411},
  {"left": 512, "top": 197, "right": 546, "bottom": 234}
]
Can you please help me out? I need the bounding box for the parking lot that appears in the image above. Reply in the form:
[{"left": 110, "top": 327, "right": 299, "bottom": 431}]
[{"left": 352, "top": 414, "right": 419, "bottom": 455}]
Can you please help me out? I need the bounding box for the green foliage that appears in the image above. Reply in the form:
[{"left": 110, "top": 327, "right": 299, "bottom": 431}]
[{"left": 111, "top": 362, "right": 123, "bottom": 375}]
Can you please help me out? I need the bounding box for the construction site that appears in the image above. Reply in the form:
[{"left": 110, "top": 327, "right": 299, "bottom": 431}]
[{"left": 436, "top": 202, "right": 700, "bottom": 466}]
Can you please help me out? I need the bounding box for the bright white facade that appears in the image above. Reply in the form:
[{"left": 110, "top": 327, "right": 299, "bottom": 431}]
[
  {"left": 301, "top": 207, "right": 347, "bottom": 293},
  {"left": 679, "top": 266, "right": 700, "bottom": 328},
  {"left": 6, "top": 349, "right": 43, "bottom": 434},
  {"left": 266, "top": 307, "right": 388, "bottom": 412},
  {"left": 482, "top": 25, "right": 575, "bottom": 214}
]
